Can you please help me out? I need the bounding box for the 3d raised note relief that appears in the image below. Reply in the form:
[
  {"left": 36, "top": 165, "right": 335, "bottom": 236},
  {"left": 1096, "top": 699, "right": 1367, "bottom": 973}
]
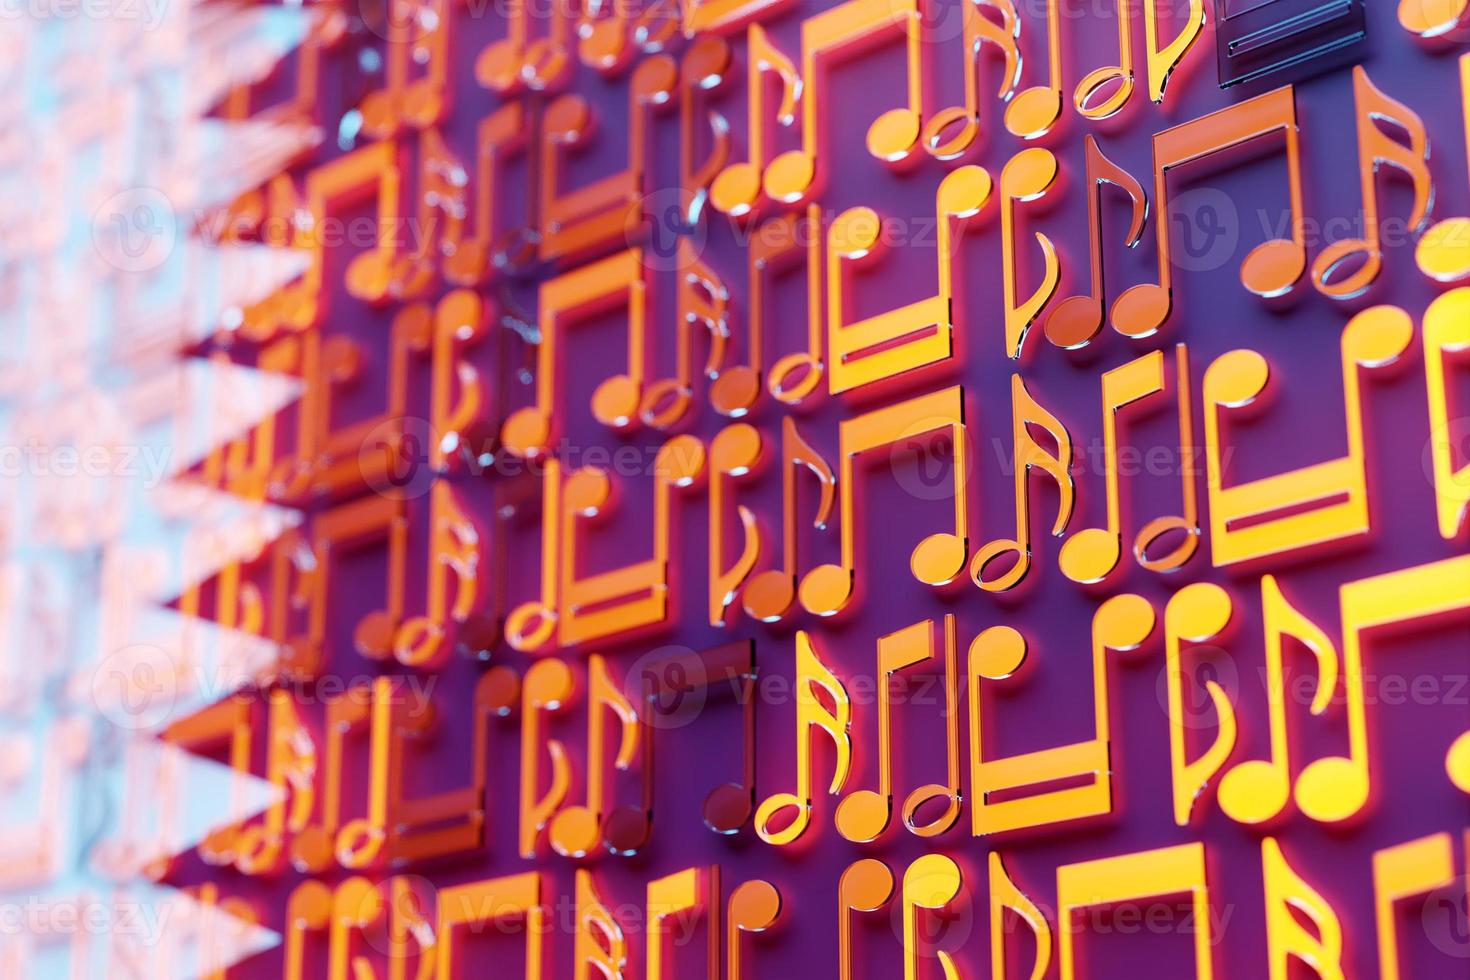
[{"left": 4, "top": 0, "right": 1470, "bottom": 977}]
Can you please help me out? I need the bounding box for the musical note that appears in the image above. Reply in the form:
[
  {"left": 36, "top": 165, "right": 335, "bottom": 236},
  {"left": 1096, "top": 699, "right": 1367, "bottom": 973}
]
[
  {"left": 1045, "top": 135, "right": 1149, "bottom": 350},
  {"left": 1203, "top": 305, "right": 1413, "bottom": 567},
  {"left": 839, "top": 859, "right": 896, "bottom": 980},
  {"left": 990, "top": 854, "right": 1052, "bottom": 980},
  {"left": 743, "top": 417, "right": 836, "bottom": 623},
  {"left": 680, "top": 37, "right": 735, "bottom": 227},
  {"left": 648, "top": 867, "right": 719, "bottom": 980},
  {"left": 1262, "top": 839, "right": 1343, "bottom": 980},
  {"left": 519, "top": 659, "right": 574, "bottom": 858},
  {"left": 234, "top": 690, "right": 317, "bottom": 876},
  {"left": 358, "top": 0, "right": 454, "bottom": 138},
  {"left": 709, "top": 423, "right": 764, "bottom": 627},
  {"left": 539, "top": 56, "right": 677, "bottom": 263},
  {"left": 755, "top": 631, "right": 853, "bottom": 846},
  {"left": 1000, "top": 147, "right": 1062, "bottom": 361},
  {"left": 827, "top": 166, "right": 992, "bottom": 394},
  {"left": 557, "top": 435, "right": 707, "bottom": 649},
  {"left": 902, "top": 855, "right": 964, "bottom": 980},
  {"left": 640, "top": 640, "right": 761, "bottom": 836},
  {"left": 500, "top": 249, "right": 651, "bottom": 461},
  {"left": 505, "top": 459, "right": 565, "bottom": 654},
  {"left": 1144, "top": 0, "right": 1205, "bottom": 103},
  {"left": 282, "top": 880, "right": 331, "bottom": 980},
  {"left": 1399, "top": 0, "right": 1469, "bottom": 34},
  {"left": 683, "top": 0, "right": 797, "bottom": 35},
  {"left": 1004, "top": 0, "right": 1133, "bottom": 140},
  {"left": 575, "top": 869, "right": 629, "bottom": 980},
  {"left": 549, "top": 654, "right": 647, "bottom": 858},
  {"left": 836, "top": 616, "right": 961, "bottom": 843},
  {"left": 442, "top": 103, "right": 532, "bottom": 287},
  {"left": 642, "top": 239, "right": 732, "bottom": 430},
  {"left": 1312, "top": 67, "right": 1433, "bottom": 300},
  {"left": 715, "top": 206, "right": 826, "bottom": 412},
  {"left": 1416, "top": 55, "right": 1470, "bottom": 284},
  {"left": 1424, "top": 288, "right": 1470, "bottom": 540},
  {"left": 476, "top": 0, "right": 573, "bottom": 94},
  {"left": 921, "top": 0, "right": 1021, "bottom": 159},
  {"left": 290, "top": 685, "right": 372, "bottom": 875},
  {"left": 1058, "top": 843, "right": 1214, "bottom": 979},
  {"left": 161, "top": 698, "right": 255, "bottom": 870},
  {"left": 970, "top": 374, "right": 1073, "bottom": 593},
  {"left": 1112, "top": 87, "right": 1308, "bottom": 339},
  {"left": 710, "top": 24, "right": 801, "bottom": 218},
  {"left": 968, "top": 593, "right": 1156, "bottom": 836},
  {"left": 1163, "top": 583, "right": 1238, "bottom": 827},
  {"left": 1058, "top": 345, "right": 1200, "bottom": 585},
  {"left": 728, "top": 880, "right": 783, "bottom": 980},
  {"left": 761, "top": 0, "right": 931, "bottom": 205},
  {"left": 1216, "top": 575, "right": 1341, "bottom": 827},
  {"left": 1374, "top": 833, "right": 1456, "bottom": 980},
  {"left": 436, "top": 872, "right": 547, "bottom": 980}
]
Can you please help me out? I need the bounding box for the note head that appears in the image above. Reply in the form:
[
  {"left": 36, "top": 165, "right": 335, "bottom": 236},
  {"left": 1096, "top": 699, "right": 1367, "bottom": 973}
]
[
  {"left": 1445, "top": 731, "right": 1470, "bottom": 794},
  {"left": 476, "top": 40, "right": 526, "bottom": 93},
  {"left": 730, "top": 879, "right": 783, "bottom": 931},
  {"left": 711, "top": 162, "right": 762, "bottom": 218},
  {"left": 358, "top": 90, "right": 400, "bottom": 140},
  {"left": 1415, "top": 217, "right": 1470, "bottom": 283},
  {"left": 1073, "top": 66, "right": 1134, "bottom": 121},
  {"left": 1216, "top": 758, "right": 1290, "bottom": 825},
  {"left": 866, "top": 108, "right": 923, "bottom": 164},
  {"left": 550, "top": 805, "right": 602, "bottom": 858},
  {"left": 922, "top": 107, "right": 980, "bottom": 162},
  {"left": 911, "top": 532, "right": 968, "bottom": 588},
  {"left": 345, "top": 250, "right": 394, "bottom": 304},
  {"left": 592, "top": 374, "right": 644, "bottom": 429},
  {"left": 336, "top": 819, "right": 387, "bottom": 869},
  {"left": 754, "top": 792, "right": 808, "bottom": 845},
  {"left": 443, "top": 241, "right": 489, "bottom": 286},
  {"left": 639, "top": 379, "right": 694, "bottom": 430},
  {"left": 521, "top": 40, "right": 573, "bottom": 92},
  {"left": 501, "top": 406, "right": 553, "bottom": 459},
  {"left": 742, "top": 569, "right": 796, "bottom": 623},
  {"left": 710, "top": 365, "right": 761, "bottom": 418},
  {"left": 835, "top": 789, "right": 892, "bottom": 843},
  {"left": 1004, "top": 86, "right": 1063, "bottom": 141},
  {"left": 403, "top": 80, "right": 448, "bottom": 129},
  {"left": 579, "top": 19, "right": 631, "bottom": 74},
  {"left": 505, "top": 601, "right": 558, "bottom": 653},
  {"left": 1310, "top": 238, "right": 1379, "bottom": 300},
  {"left": 969, "top": 625, "right": 1028, "bottom": 681},
  {"left": 1058, "top": 527, "right": 1122, "bottom": 585},
  {"left": 1134, "top": 516, "right": 1200, "bottom": 572},
  {"left": 354, "top": 609, "right": 400, "bottom": 660},
  {"left": 840, "top": 858, "right": 896, "bottom": 912},
  {"left": 901, "top": 785, "right": 961, "bottom": 837},
  {"left": 1109, "top": 282, "right": 1170, "bottom": 340},
  {"left": 763, "top": 150, "right": 815, "bottom": 205},
  {"left": 1045, "top": 294, "right": 1105, "bottom": 350},
  {"left": 1239, "top": 237, "right": 1306, "bottom": 299},
  {"left": 969, "top": 539, "right": 1028, "bottom": 593},
  {"left": 799, "top": 562, "right": 853, "bottom": 618},
  {"left": 768, "top": 352, "right": 824, "bottom": 407},
  {"left": 1294, "top": 755, "right": 1369, "bottom": 825},
  {"left": 704, "top": 781, "right": 755, "bottom": 835},
  {"left": 1397, "top": 0, "right": 1470, "bottom": 39}
]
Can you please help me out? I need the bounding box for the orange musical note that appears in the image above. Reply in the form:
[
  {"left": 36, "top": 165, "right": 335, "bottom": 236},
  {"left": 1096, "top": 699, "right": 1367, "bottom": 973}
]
[
  {"left": 921, "top": 0, "right": 1022, "bottom": 160},
  {"left": 680, "top": 37, "right": 735, "bottom": 226},
  {"left": 1004, "top": 0, "right": 1133, "bottom": 140},
  {"left": 501, "top": 249, "right": 651, "bottom": 461},
  {"left": 549, "top": 654, "right": 647, "bottom": 859},
  {"left": 1163, "top": 583, "right": 1238, "bottom": 827},
  {"left": 839, "top": 859, "right": 896, "bottom": 980},
  {"left": 1059, "top": 345, "right": 1200, "bottom": 585},
  {"left": 519, "top": 659, "right": 574, "bottom": 858},
  {"left": 1000, "top": 147, "right": 1063, "bottom": 361},
  {"left": 1424, "top": 288, "right": 1470, "bottom": 540},
  {"left": 575, "top": 869, "right": 629, "bottom": 980},
  {"left": 648, "top": 867, "right": 720, "bottom": 980},
  {"left": 1398, "top": 0, "right": 1469, "bottom": 37},
  {"left": 283, "top": 878, "right": 385, "bottom": 980},
  {"left": 639, "top": 640, "right": 761, "bottom": 835},
  {"left": 990, "top": 853, "right": 1052, "bottom": 980},
  {"left": 286, "top": 685, "right": 371, "bottom": 875},
  {"left": 539, "top": 56, "right": 677, "bottom": 263},
  {"left": 476, "top": 0, "right": 573, "bottom": 94},
  {"left": 801, "top": 386, "right": 970, "bottom": 617},
  {"left": 827, "top": 166, "right": 993, "bottom": 394},
  {"left": 1416, "top": 55, "right": 1470, "bottom": 284},
  {"left": 901, "top": 855, "right": 964, "bottom": 980},
  {"left": 709, "top": 423, "right": 765, "bottom": 627},
  {"left": 442, "top": 103, "right": 533, "bottom": 287},
  {"left": 710, "top": 24, "right": 802, "bottom": 219},
  {"left": 1262, "top": 839, "right": 1344, "bottom": 980},
  {"left": 743, "top": 416, "right": 836, "bottom": 624},
  {"left": 161, "top": 697, "right": 255, "bottom": 869},
  {"left": 968, "top": 593, "right": 1156, "bottom": 836},
  {"left": 716, "top": 205, "right": 826, "bottom": 412},
  {"left": 1045, "top": 135, "right": 1149, "bottom": 350},
  {"left": 970, "top": 374, "right": 1073, "bottom": 593},
  {"left": 1112, "top": 87, "right": 1308, "bottom": 339},
  {"left": 642, "top": 240, "right": 732, "bottom": 430},
  {"left": 358, "top": 0, "right": 455, "bottom": 138},
  {"left": 505, "top": 458, "right": 565, "bottom": 654},
  {"left": 1374, "top": 833, "right": 1456, "bottom": 980},
  {"left": 755, "top": 631, "right": 852, "bottom": 845},
  {"left": 728, "top": 880, "right": 783, "bottom": 980},
  {"left": 1203, "top": 305, "right": 1413, "bottom": 568},
  {"left": 1312, "top": 67, "right": 1433, "bottom": 300},
  {"left": 761, "top": 0, "right": 932, "bottom": 205},
  {"left": 436, "top": 872, "right": 547, "bottom": 980},
  {"left": 234, "top": 690, "right": 317, "bottom": 876},
  {"left": 836, "top": 616, "right": 961, "bottom": 843},
  {"left": 1058, "top": 843, "right": 1214, "bottom": 979}
]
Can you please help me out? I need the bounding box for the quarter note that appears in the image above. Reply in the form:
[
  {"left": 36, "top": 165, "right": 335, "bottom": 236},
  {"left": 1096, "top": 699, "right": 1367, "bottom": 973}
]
[
  {"left": 1203, "top": 305, "right": 1412, "bottom": 568},
  {"left": 641, "top": 239, "right": 732, "bottom": 431},
  {"left": 1423, "top": 288, "right": 1470, "bottom": 540},
  {"left": 1000, "top": 148, "right": 1062, "bottom": 361},
  {"left": 1004, "top": 0, "right": 1134, "bottom": 140},
  {"left": 728, "top": 880, "right": 783, "bottom": 980},
  {"left": 1045, "top": 135, "right": 1149, "bottom": 350},
  {"left": 801, "top": 386, "right": 971, "bottom": 617},
  {"left": 901, "top": 855, "right": 964, "bottom": 980},
  {"left": 838, "top": 859, "right": 896, "bottom": 980},
  {"left": 475, "top": 0, "right": 573, "bottom": 93},
  {"left": 518, "top": 659, "right": 574, "bottom": 858},
  {"left": 1311, "top": 67, "right": 1433, "bottom": 300},
  {"left": 742, "top": 416, "right": 836, "bottom": 623},
  {"left": 1163, "top": 583, "right": 1238, "bottom": 827},
  {"left": 1058, "top": 345, "right": 1200, "bottom": 585},
  {"left": 550, "top": 655, "right": 647, "bottom": 858},
  {"left": 441, "top": 103, "right": 532, "bottom": 288},
  {"left": 709, "top": 423, "right": 765, "bottom": 627},
  {"left": 921, "top": 0, "right": 1022, "bottom": 159},
  {"left": 1112, "top": 87, "right": 1308, "bottom": 339},
  {"left": 710, "top": 24, "right": 801, "bottom": 219},
  {"left": 755, "top": 631, "right": 853, "bottom": 846},
  {"left": 358, "top": 0, "right": 454, "bottom": 138},
  {"left": 836, "top": 616, "right": 962, "bottom": 843},
  {"left": 970, "top": 374, "right": 1073, "bottom": 593}
]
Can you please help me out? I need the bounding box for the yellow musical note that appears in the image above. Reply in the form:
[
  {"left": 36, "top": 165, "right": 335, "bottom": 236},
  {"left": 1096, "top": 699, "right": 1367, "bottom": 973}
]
[
  {"left": 903, "top": 855, "right": 964, "bottom": 980},
  {"left": 1424, "top": 288, "right": 1470, "bottom": 540},
  {"left": 648, "top": 867, "right": 719, "bottom": 980},
  {"left": 1262, "top": 838, "right": 1344, "bottom": 980},
  {"left": 999, "top": 148, "right": 1062, "bottom": 361},
  {"left": 1163, "top": 583, "right": 1238, "bottom": 827},
  {"left": 1374, "top": 833, "right": 1456, "bottom": 980},
  {"left": 709, "top": 423, "right": 765, "bottom": 627},
  {"left": 990, "top": 853, "right": 1052, "bottom": 980},
  {"left": 436, "top": 872, "right": 547, "bottom": 980},
  {"left": 728, "top": 880, "right": 783, "bottom": 980}
]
